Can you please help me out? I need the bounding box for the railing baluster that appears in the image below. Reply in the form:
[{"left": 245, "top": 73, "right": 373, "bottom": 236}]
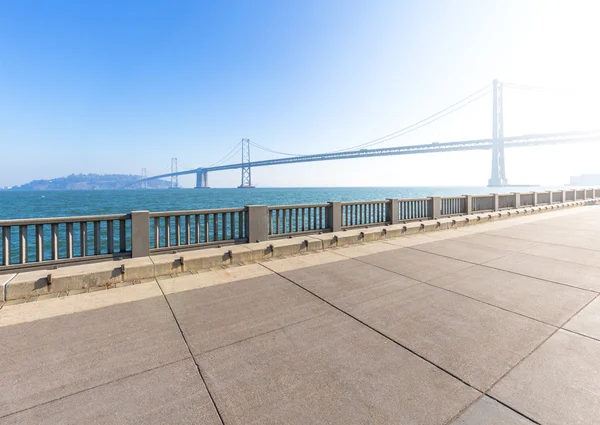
[
  {"left": 221, "top": 213, "right": 226, "bottom": 241},
  {"left": 152, "top": 217, "right": 159, "bottom": 248},
  {"left": 164, "top": 217, "right": 171, "bottom": 247},
  {"left": 119, "top": 219, "right": 127, "bottom": 252},
  {"left": 204, "top": 214, "right": 209, "bottom": 242},
  {"left": 52, "top": 223, "right": 59, "bottom": 260},
  {"left": 275, "top": 210, "right": 281, "bottom": 235},
  {"left": 175, "top": 216, "right": 181, "bottom": 246},
  {"left": 2, "top": 226, "right": 10, "bottom": 266},
  {"left": 66, "top": 222, "right": 73, "bottom": 258},
  {"left": 107, "top": 220, "right": 114, "bottom": 253},
  {"left": 230, "top": 212, "right": 235, "bottom": 239},
  {"left": 94, "top": 221, "right": 101, "bottom": 255},
  {"left": 80, "top": 221, "right": 87, "bottom": 257},
  {"left": 212, "top": 213, "right": 218, "bottom": 241},
  {"left": 36, "top": 224, "right": 43, "bottom": 262},
  {"left": 185, "top": 215, "right": 191, "bottom": 245},
  {"left": 195, "top": 214, "right": 201, "bottom": 243},
  {"left": 19, "top": 226, "right": 27, "bottom": 264}
]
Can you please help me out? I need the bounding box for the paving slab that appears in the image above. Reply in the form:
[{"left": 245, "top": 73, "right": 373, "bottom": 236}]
[
  {"left": 356, "top": 247, "right": 474, "bottom": 282},
  {"left": 452, "top": 233, "right": 540, "bottom": 252},
  {"left": 485, "top": 225, "right": 600, "bottom": 251},
  {"left": 428, "top": 266, "right": 596, "bottom": 326},
  {"left": 521, "top": 242, "right": 600, "bottom": 268},
  {"left": 165, "top": 273, "right": 330, "bottom": 355},
  {"left": 199, "top": 311, "right": 479, "bottom": 425},
  {"left": 563, "top": 296, "right": 600, "bottom": 340},
  {"left": 347, "top": 284, "right": 554, "bottom": 390},
  {"left": 490, "top": 330, "right": 600, "bottom": 425},
  {"left": 280, "top": 258, "right": 420, "bottom": 309},
  {"left": 450, "top": 396, "right": 535, "bottom": 424},
  {"left": 485, "top": 252, "right": 600, "bottom": 292},
  {"left": 410, "top": 239, "right": 513, "bottom": 264},
  {"left": 0, "top": 359, "right": 221, "bottom": 425},
  {"left": 0, "top": 296, "right": 190, "bottom": 416},
  {"left": 331, "top": 241, "right": 401, "bottom": 258}
]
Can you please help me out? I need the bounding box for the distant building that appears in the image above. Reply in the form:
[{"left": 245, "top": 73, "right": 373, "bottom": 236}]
[{"left": 569, "top": 174, "right": 600, "bottom": 186}]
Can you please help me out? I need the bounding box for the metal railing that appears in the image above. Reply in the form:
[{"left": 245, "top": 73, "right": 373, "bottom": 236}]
[
  {"left": 149, "top": 208, "right": 246, "bottom": 252},
  {"left": 472, "top": 195, "right": 495, "bottom": 212},
  {"left": 498, "top": 194, "right": 516, "bottom": 210},
  {"left": 537, "top": 192, "right": 551, "bottom": 205},
  {"left": 520, "top": 193, "right": 535, "bottom": 207},
  {"left": 1, "top": 214, "right": 131, "bottom": 269},
  {"left": 342, "top": 200, "right": 388, "bottom": 228},
  {"left": 440, "top": 197, "right": 467, "bottom": 217},
  {"left": 552, "top": 191, "right": 562, "bottom": 203},
  {"left": 398, "top": 198, "right": 431, "bottom": 221},
  {"left": 268, "top": 204, "right": 329, "bottom": 237},
  {"left": 2, "top": 188, "right": 599, "bottom": 272}
]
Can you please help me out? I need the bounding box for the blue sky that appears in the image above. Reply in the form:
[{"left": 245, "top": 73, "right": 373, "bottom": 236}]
[{"left": 1, "top": 0, "right": 599, "bottom": 187}]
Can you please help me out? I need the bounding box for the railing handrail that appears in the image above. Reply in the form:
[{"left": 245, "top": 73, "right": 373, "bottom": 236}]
[
  {"left": 149, "top": 207, "right": 245, "bottom": 217},
  {"left": 397, "top": 197, "right": 431, "bottom": 202},
  {"left": 268, "top": 203, "right": 330, "bottom": 210},
  {"left": 0, "top": 214, "right": 131, "bottom": 227},
  {"left": 341, "top": 199, "right": 389, "bottom": 205}
]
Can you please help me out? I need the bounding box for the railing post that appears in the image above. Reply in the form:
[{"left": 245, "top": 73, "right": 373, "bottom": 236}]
[
  {"left": 464, "top": 195, "right": 472, "bottom": 215},
  {"left": 533, "top": 192, "right": 538, "bottom": 206},
  {"left": 386, "top": 199, "right": 399, "bottom": 225},
  {"left": 562, "top": 190, "right": 567, "bottom": 203},
  {"left": 245, "top": 205, "right": 268, "bottom": 243},
  {"left": 327, "top": 202, "right": 342, "bottom": 232},
  {"left": 549, "top": 191, "right": 553, "bottom": 204},
  {"left": 492, "top": 193, "right": 499, "bottom": 212},
  {"left": 430, "top": 197, "right": 441, "bottom": 219},
  {"left": 513, "top": 192, "right": 521, "bottom": 208},
  {"left": 131, "top": 211, "right": 150, "bottom": 258}
]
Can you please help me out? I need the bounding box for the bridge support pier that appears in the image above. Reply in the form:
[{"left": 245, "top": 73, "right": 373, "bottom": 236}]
[
  {"left": 488, "top": 79, "right": 508, "bottom": 187},
  {"left": 195, "top": 169, "right": 210, "bottom": 189}
]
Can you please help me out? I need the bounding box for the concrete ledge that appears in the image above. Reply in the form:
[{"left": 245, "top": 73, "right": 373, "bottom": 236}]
[{"left": 2, "top": 199, "right": 599, "bottom": 301}]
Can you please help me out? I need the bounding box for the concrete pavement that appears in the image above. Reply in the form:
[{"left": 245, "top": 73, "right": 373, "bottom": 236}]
[{"left": 2, "top": 205, "right": 600, "bottom": 424}]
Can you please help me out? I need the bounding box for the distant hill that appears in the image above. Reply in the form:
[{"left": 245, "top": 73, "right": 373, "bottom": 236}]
[{"left": 11, "top": 173, "right": 170, "bottom": 190}]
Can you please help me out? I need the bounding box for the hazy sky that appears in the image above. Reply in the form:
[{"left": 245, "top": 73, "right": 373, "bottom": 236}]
[{"left": 1, "top": 0, "right": 599, "bottom": 188}]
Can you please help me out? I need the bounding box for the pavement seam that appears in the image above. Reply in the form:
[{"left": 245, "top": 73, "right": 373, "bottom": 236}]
[
  {"left": 0, "top": 357, "right": 191, "bottom": 420},
  {"left": 257, "top": 262, "right": 484, "bottom": 395},
  {"left": 477, "top": 229, "right": 600, "bottom": 255},
  {"left": 475, "top": 290, "right": 600, "bottom": 424},
  {"left": 478, "top": 260, "right": 600, "bottom": 294},
  {"left": 152, "top": 261, "right": 227, "bottom": 425},
  {"left": 560, "top": 326, "right": 600, "bottom": 344},
  {"left": 199, "top": 312, "right": 331, "bottom": 356},
  {"left": 338, "top": 245, "right": 570, "bottom": 332}
]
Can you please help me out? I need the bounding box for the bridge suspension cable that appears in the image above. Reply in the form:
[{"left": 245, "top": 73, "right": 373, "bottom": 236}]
[
  {"left": 243, "top": 83, "right": 492, "bottom": 158},
  {"left": 208, "top": 139, "right": 243, "bottom": 167},
  {"left": 249, "top": 140, "right": 301, "bottom": 157},
  {"left": 335, "top": 83, "right": 492, "bottom": 152}
]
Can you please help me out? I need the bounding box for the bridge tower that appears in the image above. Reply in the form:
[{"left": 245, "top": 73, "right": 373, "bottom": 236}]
[
  {"left": 195, "top": 169, "right": 209, "bottom": 189},
  {"left": 170, "top": 158, "right": 179, "bottom": 189},
  {"left": 238, "top": 138, "right": 255, "bottom": 188},
  {"left": 488, "top": 79, "right": 507, "bottom": 187},
  {"left": 141, "top": 168, "right": 147, "bottom": 189}
]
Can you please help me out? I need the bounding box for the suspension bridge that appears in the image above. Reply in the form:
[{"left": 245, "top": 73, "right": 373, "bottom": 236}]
[{"left": 136, "top": 80, "right": 600, "bottom": 188}]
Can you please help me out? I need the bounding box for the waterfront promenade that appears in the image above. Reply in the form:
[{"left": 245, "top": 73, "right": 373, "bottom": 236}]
[{"left": 1, "top": 205, "right": 600, "bottom": 424}]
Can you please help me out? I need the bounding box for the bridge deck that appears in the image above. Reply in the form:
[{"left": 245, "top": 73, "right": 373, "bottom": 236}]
[{"left": 1, "top": 206, "right": 600, "bottom": 424}]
